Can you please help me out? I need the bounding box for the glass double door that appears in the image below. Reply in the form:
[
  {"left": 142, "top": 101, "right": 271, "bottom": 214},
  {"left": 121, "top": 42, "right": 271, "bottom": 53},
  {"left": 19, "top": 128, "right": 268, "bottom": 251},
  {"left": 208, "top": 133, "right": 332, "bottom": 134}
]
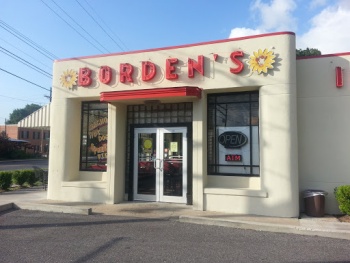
[{"left": 134, "top": 127, "right": 187, "bottom": 203}]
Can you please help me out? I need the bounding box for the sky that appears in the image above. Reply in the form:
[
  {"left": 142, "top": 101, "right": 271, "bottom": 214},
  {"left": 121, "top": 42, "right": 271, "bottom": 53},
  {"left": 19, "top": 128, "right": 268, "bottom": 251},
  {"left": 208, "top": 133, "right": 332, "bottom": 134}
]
[{"left": 0, "top": 0, "right": 350, "bottom": 125}]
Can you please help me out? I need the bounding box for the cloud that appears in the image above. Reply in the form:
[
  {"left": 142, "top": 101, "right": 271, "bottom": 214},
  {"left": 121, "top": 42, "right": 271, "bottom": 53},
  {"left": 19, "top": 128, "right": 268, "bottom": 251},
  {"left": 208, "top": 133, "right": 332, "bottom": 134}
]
[
  {"left": 229, "top": 0, "right": 297, "bottom": 38},
  {"left": 298, "top": 2, "right": 350, "bottom": 53},
  {"left": 309, "top": 0, "right": 328, "bottom": 9},
  {"left": 251, "top": 0, "right": 297, "bottom": 31},
  {"left": 229, "top": 28, "right": 264, "bottom": 39},
  {"left": 228, "top": 0, "right": 350, "bottom": 54}
]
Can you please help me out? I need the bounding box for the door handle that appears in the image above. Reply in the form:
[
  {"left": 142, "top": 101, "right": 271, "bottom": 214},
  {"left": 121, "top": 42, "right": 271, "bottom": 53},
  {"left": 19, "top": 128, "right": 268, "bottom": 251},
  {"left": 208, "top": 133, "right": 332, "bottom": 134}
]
[
  {"left": 159, "top": 159, "right": 163, "bottom": 172},
  {"left": 153, "top": 158, "right": 158, "bottom": 169},
  {"left": 153, "top": 158, "right": 161, "bottom": 170},
  {"left": 153, "top": 158, "right": 163, "bottom": 171}
]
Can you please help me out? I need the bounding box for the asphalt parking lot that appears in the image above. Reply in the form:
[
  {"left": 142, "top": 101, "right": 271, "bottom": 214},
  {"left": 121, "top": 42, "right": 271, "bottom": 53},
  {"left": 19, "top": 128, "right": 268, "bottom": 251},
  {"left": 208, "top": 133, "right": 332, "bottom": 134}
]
[{"left": 1, "top": 209, "right": 350, "bottom": 263}]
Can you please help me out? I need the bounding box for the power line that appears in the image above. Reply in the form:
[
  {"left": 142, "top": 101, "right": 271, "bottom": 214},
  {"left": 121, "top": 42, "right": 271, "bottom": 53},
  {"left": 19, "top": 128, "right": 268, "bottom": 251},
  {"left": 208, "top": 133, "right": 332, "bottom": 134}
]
[
  {"left": 0, "top": 67, "right": 51, "bottom": 92},
  {"left": 0, "top": 23, "right": 55, "bottom": 61},
  {"left": 81, "top": 0, "right": 129, "bottom": 51},
  {"left": 50, "top": 0, "right": 110, "bottom": 53},
  {"left": 0, "top": 36, "right": 52, "bottom": 70},
  {"left": 76, "top": 0, "right": 126, "bottom": 52},
  {"left": 0, "top": 46, "right": 52, "bottom": 78},
  {"left": 0, "top": 94, "right": 46, "bottom": 104},
  {"left": 40, "top": 0, "right": 106, "bottom": 54},
  {"left": 0, "top": 20, "right": 58, "bottom": 60}
]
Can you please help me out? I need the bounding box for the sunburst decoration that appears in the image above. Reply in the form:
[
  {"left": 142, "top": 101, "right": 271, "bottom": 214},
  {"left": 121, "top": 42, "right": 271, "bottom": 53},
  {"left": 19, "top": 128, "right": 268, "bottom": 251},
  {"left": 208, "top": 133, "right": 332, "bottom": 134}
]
[
  {"left": 60, "top": 69, "right": 78, "bottom": 89},
  {"left": 248, "top": 49, "right": 275, "bottom": 74}
]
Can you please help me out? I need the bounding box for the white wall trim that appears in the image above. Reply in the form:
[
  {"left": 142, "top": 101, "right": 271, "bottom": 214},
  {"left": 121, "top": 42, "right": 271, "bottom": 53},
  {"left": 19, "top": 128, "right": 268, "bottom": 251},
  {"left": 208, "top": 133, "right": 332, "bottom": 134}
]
[
  {"left": 204, "top": 187, "right": 268, "bottom": 198},
  {"left": 61, "top": 181, "right": 107, "bottom": 189}
]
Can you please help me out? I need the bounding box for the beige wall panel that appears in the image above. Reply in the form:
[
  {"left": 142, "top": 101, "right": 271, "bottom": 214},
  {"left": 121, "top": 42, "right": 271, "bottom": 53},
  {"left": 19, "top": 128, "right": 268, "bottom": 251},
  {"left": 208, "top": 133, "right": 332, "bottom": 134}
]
[
  {"left": 192, "top": 96, "right": 207, "bottom": 209},
  {"left": 298, "top": 55, "right": 350, "bottom": 214},
  {"left": 112, "top": 103, "right": 127, "bottom": 203},
  {"left": 207, "top": 176, "right": 261, "bottom": 189},
  {"left": 60, "top": 183, "right": 108, "bottom": 203}
]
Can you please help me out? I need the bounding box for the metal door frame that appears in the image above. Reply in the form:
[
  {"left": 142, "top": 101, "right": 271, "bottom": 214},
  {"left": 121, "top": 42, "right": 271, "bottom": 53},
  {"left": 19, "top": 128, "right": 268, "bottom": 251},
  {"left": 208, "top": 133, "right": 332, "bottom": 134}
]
[{"left": 133, "top": 127, "right": 187, "bottom": 203}]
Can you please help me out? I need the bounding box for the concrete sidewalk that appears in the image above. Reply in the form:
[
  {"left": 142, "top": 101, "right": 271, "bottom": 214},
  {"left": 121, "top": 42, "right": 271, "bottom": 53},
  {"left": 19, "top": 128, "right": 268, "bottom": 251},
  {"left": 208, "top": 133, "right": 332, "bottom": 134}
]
[{"left": 1, "top": 186, "right": 350, "bottom": 240}]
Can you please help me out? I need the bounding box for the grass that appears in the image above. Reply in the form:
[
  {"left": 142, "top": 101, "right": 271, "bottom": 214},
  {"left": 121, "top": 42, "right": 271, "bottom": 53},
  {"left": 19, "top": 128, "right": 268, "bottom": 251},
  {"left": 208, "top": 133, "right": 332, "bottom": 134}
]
[{"left": 0, "top": 181, "right": 44, "bottom": 193}]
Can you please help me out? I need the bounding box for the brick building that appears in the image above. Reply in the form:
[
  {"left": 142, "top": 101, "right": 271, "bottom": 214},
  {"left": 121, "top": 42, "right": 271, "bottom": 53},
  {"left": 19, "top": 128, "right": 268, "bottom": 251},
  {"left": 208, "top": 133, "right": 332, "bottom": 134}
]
[
  {"left": 0, "top": 124, "right": 50, "bottom": 155},
  {"left": 1, "top": 104, "right": 50, "bottom": 155}
]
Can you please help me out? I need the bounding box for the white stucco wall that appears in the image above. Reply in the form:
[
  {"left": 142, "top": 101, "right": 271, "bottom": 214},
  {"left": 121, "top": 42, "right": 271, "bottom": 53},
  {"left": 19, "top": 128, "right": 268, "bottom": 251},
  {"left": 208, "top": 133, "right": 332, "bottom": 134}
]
[
  {"left": 297, "top": 53, "right": 350, "bottom": 214},
  {"left": 49, "top": 32, "right": 299, "bottom": 217}
]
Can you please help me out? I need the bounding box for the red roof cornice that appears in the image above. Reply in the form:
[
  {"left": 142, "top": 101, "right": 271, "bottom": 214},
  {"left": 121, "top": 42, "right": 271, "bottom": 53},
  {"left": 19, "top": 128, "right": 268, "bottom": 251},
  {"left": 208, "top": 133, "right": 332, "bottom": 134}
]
[{"left": 56, "top": 32, "right": 295, "bottom": 62}]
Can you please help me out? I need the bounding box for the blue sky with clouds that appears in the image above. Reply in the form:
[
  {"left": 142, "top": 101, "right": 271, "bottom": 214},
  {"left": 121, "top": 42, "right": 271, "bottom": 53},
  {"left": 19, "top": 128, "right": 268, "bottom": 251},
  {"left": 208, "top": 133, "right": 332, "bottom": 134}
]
[{"left": 0, "top": 0, "right": 349, "bottom": 125}]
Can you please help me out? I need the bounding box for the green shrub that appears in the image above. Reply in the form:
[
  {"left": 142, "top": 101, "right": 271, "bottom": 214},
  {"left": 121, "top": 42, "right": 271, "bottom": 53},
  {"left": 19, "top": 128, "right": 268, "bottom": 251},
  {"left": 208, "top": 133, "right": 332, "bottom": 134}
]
[
  {"left": 23, "top": 170, "right": 36, "bottom": 186},
  {"left": 12, "top": 170, "right": 27, "bottom": 186},
  {"left": 0, "top": 171, "right": 12, "bottom": 190},
  {"left": 334, "top": 185, "right": 350, "bottom": 215}
]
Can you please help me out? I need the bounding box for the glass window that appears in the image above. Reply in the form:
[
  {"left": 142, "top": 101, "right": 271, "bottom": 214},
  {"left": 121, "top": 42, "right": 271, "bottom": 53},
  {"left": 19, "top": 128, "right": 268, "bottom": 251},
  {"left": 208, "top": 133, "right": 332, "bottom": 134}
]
[
  {"left": 207, "top": 91, "right": 259, "bottom": 176},
  {"left": 80, "top": 101, "right": 108, "bottom": 171}
]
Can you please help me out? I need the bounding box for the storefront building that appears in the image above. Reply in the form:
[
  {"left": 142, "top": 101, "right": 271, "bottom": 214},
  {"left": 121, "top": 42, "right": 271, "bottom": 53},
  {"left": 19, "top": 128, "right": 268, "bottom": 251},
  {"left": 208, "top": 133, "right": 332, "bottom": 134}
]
[{"left": 48, "top": 32, "right": 350, "bottom": 217}]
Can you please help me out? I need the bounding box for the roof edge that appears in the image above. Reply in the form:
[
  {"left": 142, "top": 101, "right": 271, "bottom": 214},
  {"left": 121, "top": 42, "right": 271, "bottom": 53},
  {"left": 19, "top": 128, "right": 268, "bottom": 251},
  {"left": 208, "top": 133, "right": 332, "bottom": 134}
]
[
  {"left": 55, "top": 31, "right": 295, "bottom": 63},
  {"left": 297, "top": 51, "right": 350, "bottom": 60}
]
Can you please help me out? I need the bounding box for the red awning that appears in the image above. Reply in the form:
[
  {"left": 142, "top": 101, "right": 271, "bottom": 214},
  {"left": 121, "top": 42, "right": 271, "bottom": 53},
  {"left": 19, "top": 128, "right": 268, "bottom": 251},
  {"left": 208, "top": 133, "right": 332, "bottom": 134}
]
[{"left": 100, "top": 87, "right": 201, "bottom": 102}]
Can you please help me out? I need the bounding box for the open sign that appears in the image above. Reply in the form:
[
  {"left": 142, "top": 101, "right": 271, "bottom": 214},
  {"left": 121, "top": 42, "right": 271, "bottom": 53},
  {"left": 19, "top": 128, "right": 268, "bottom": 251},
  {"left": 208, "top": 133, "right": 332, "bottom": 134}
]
[{"left": 218, "top": 131, "right": 248, "bottom": 148}]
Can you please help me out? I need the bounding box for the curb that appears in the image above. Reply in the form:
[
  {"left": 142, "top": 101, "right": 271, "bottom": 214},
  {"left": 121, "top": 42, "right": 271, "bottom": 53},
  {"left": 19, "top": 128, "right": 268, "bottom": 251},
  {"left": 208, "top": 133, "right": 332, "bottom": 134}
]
[
  {"left": 0, "top": 202, "right": 91, "bottom": 215},
  {"left": 0, "top": 203, "right": 14, "bottom": 212},
  {"left": 1, "top": 202, "right": 350, "bottom": 240},
  {"left": 179, "top": 215, "right": 350, "bottom": 240}
]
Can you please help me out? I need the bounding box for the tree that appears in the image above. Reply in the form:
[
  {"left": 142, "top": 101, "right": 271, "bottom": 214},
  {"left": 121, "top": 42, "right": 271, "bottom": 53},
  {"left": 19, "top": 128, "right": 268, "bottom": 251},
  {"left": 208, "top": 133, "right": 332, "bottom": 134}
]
[
  {"left": 0, "top": 131, "right": 30, "bottom": 159},
  {"left": 0, "top": 131, "right": 13, "bottom": 158},
  {"left": 6, "top": 104, "right": 41, "bottom": 124},
  {"left": 296, "top": 48, "right": 321, "bottom": 57}
]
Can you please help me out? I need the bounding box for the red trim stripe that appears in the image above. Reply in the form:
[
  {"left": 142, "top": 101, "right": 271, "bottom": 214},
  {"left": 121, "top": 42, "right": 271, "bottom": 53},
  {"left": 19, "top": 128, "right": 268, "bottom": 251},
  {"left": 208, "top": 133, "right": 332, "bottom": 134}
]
[{"left": 100, "top": 87, "right": 202, "bottom": 102}]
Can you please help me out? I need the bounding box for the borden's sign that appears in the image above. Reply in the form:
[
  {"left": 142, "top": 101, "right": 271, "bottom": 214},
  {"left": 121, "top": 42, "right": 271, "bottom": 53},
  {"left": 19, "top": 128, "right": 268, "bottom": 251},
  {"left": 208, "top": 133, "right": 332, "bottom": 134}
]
[
  {"left": 72, "top": 52, "right": 244, "bottom": 88},
  {"left": 60, "top": 48, "right": 278, "bottom": 89}
]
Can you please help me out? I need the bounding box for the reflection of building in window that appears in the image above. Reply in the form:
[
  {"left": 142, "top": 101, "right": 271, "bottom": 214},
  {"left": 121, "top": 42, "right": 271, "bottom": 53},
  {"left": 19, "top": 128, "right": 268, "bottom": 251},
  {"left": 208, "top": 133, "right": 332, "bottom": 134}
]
[
  {"left": 80, "top": 101, "right": 108, "bottom": 171},
  {"left": 207, "top": 91, "right": 259, "bottom": 176}
]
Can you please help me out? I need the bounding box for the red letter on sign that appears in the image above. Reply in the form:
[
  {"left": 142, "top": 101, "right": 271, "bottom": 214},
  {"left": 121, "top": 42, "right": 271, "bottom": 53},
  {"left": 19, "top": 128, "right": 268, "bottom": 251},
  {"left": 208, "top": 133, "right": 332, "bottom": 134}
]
[
  {"left": 78, "top": 67, "right": 92, "bottom": 86},
  {"left": 166, "top": 58, "right": 179, "bottom": 80},
  {"left": 230, "top": 51, "right": 244, "bottom": 74},
  {"left": 142, "top": 61, "right": 156, "bottom": 81},
  {"left": 188, "top": 55, "right": 204, "bottom": 78},
  {"left": 99, "top": 66, "right": 112, "bottom": 84},
  {"left": 120, "top": 63, "right": 134, "bottom": 83},
  {"left": 336, "top": 67, "right": 343, "bottom": 88}
]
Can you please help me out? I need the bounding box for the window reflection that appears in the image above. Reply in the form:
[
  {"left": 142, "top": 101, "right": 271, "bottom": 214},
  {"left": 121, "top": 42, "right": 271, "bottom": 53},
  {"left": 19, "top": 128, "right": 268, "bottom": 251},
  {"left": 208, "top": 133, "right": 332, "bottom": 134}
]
[{"left": 80, "top": 102, "right": 108, "bottom": 171}]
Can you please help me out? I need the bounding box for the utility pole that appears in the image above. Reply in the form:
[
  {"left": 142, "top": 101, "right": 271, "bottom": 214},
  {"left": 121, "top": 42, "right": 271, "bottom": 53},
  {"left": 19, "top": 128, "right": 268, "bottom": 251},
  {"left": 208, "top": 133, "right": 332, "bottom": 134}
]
[{"left": 44, "top": 87, "right": 52, "bottom": 102}]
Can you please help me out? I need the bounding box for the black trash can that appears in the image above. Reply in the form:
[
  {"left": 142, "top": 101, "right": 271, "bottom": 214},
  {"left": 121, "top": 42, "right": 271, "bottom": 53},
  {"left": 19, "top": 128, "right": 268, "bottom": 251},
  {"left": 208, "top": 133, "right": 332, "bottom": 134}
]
[{"left": 303, "top": 190, "right": 328, "bottom": 217}]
